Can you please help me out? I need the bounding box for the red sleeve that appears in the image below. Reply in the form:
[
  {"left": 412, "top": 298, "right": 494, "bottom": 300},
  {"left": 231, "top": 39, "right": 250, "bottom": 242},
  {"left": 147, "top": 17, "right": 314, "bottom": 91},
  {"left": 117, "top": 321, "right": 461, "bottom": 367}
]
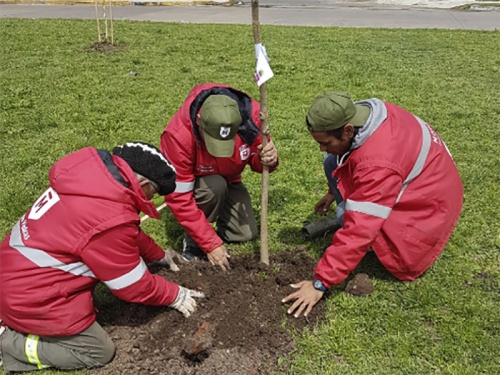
[
  {"left": 160, "top": 123, "right": 222, "bottom": 253},
  {"left": 314, "top": 166, "right": 403, "bottom": 288},
  {"left": 137, "top": 228, "right": 165, "bottom": 263},
  {"left": 81, "top": 223, "right": 179, "bottom": 306}
]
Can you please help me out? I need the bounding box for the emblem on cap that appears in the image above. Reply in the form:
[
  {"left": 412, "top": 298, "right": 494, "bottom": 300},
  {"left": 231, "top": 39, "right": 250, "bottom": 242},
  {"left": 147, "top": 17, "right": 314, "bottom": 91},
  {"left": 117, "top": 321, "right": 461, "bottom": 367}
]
[{"left": 220, "top": 126, "right": 231, "bottom": 139}]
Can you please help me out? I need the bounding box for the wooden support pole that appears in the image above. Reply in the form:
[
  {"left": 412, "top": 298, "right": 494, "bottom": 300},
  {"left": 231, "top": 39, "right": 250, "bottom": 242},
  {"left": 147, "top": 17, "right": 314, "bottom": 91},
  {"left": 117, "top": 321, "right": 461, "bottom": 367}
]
[
  {"left": 94, "top": 0, "right": 101, "bottom": 43},
  {"left": 108, "top": 0, "right": 114, "bottom": 45},
  {"left": 251, "top": 0, "right": 270, "bottom": 265}
]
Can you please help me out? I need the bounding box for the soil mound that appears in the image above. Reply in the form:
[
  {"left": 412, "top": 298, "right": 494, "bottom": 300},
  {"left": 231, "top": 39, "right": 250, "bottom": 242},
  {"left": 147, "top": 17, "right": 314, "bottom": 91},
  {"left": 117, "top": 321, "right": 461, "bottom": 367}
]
[{"left": 92, "top": 249, "right": 325, "bottom": 375}]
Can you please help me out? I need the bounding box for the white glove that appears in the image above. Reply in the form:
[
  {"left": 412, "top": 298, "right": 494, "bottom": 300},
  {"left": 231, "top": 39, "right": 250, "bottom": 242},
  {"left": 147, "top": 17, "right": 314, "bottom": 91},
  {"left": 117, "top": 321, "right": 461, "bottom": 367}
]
[
  {"left": 170, "top": 286, "right": 205, "bottom": 318},
  {"left": 154, "top": 249, "right": 182, "bottom": 272}
]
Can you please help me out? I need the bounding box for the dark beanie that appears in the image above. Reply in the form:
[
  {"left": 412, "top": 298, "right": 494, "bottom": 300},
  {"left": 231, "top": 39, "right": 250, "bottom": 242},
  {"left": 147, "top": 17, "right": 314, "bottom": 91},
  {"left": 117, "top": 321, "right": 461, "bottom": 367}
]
[{"left": 112, "top": 142, "right": 176, "bottom": 196}]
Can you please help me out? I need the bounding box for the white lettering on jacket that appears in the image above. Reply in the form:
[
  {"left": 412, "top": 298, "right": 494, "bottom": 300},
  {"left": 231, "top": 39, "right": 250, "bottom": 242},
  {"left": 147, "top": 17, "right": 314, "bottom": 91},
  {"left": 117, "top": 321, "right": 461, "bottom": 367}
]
[
  {"left": 198, "top": 165, "right": 214, "bottom": 173},
  {"left": 20, "top": 215, "right": 30, "bottom": 241}
]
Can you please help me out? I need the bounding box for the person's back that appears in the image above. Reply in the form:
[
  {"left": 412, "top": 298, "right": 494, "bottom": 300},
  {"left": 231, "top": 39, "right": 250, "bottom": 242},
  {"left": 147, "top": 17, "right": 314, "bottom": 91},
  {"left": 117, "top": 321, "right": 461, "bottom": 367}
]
[
  {"left": 0, "top": 147, "right": 169, "bottom": 335},
  {"left": 0, "top": 143, "right": 204, "bottom": 373},
  {"left": 326, "top": 100, "right": 463, "bottom": 282}
]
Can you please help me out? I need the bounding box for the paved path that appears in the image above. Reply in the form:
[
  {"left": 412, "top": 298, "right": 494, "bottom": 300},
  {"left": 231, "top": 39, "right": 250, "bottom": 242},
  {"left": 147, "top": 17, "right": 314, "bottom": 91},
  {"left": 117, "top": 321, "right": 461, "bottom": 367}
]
[{"left": 0, "top": 3, "right": 499, "bottom": 30}]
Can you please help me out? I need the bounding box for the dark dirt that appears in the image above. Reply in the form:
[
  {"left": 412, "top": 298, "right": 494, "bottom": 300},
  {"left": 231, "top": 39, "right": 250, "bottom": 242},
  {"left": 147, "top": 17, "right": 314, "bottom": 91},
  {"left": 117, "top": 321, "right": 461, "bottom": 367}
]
[
  {"left": 345, "top": 273, "right": 374, "bottom": 296},
  {"left": 91, "top": 249, "right": 326, "bottom": 375},
  {"left": 86, "top": 41, "right": 126, "bottom": 53}
]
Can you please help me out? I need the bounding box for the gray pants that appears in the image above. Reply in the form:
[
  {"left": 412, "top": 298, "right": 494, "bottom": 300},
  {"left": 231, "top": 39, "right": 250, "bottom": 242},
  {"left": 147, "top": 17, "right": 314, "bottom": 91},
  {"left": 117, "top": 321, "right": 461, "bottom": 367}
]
[
  {"left": 185, "top": 175, "right": 259, "bottom": 247},
  {"left": 1, "top": 321, "right": 115, "bottom": 373}
]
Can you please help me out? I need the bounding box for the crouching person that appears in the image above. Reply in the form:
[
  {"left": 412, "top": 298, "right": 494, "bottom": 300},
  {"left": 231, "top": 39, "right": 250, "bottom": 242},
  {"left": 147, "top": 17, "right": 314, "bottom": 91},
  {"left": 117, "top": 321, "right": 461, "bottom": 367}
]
[{"left": 0, "top": 142, "right": 204, "bottom": 372}]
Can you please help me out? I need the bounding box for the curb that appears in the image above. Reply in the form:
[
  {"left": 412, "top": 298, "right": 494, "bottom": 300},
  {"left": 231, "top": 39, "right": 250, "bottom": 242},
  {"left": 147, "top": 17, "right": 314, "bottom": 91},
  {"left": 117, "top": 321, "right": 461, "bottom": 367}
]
[{"left": 0, "top": 0, "right": 233, "bottom": 5}]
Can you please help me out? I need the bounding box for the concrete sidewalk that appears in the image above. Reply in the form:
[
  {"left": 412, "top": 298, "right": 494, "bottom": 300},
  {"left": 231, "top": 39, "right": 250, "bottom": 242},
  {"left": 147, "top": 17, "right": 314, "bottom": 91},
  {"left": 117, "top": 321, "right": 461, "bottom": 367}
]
[{"left": 0, "top": 3, "right": 499, "bottom": 30}]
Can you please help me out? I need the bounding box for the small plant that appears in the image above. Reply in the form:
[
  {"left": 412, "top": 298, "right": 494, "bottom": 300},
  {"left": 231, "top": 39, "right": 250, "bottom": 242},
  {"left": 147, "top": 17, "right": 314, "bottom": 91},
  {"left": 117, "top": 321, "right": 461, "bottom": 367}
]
[
  {"left": 94, "top": 0, "right": 114, "bottom": 45},
  {"left": 255, "top": 271, "right": 269, "bottom": 280}
]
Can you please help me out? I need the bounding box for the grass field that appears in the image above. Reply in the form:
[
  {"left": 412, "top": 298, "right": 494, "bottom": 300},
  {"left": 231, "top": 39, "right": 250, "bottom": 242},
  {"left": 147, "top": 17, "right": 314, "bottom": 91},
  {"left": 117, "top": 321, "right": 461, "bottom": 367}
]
[{"left": 1, "top": 18, "right": 499, "bottom": 375}]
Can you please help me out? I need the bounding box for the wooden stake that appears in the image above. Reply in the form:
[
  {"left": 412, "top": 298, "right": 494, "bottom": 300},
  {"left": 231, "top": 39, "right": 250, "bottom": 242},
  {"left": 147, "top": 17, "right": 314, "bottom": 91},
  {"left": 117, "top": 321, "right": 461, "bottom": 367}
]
[
  {"left": 102, "top": 0, "right": 108, "bottom": 42},
  {"left": 94, "top": 0, "right": 101, "bottom": 43},
  {"left": 108, "top": 0, "right": 114, "bottom": 45},
  {"left": 251, "top": 0, "right": 270, "bottom": 265},
  {"left": 141, "top": 203, "right": 167, "bottom": 223}
]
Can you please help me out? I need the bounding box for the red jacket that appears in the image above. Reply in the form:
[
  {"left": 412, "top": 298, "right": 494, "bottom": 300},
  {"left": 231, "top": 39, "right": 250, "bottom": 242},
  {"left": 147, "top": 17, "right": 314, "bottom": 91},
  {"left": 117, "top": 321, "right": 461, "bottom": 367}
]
[
  {"left": 0, "top": 148, "right": 179, "bottom": 336},
  {"left": 315, "top": 100, "right": 463, "bottom": 287},
  {"left": 160, "top": 83, "right": 277, "bottom": 252}
]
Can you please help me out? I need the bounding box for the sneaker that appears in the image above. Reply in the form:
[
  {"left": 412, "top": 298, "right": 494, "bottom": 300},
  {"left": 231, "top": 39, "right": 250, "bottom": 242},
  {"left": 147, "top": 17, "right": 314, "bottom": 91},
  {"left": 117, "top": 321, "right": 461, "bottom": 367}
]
[{"left": 182, "top": 239, "right": 206, "bottom": 261}]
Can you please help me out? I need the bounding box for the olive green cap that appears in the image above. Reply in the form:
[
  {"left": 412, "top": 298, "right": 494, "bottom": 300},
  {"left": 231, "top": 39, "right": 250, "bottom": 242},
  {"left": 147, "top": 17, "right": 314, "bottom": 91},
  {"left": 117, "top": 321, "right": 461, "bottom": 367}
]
[
  {"left": 200, "top": 95, "right": 242, "bottom": 158},
  {"left": 306, "top": 91, "right": 370, "bottom": 132}
]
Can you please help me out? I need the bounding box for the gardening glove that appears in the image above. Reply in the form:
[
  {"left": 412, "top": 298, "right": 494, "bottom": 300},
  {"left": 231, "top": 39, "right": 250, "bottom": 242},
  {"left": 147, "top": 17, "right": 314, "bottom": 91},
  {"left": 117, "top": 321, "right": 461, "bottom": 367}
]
[
  {"left": 154, "top": 249, "right": 183, "bottom": 272},
  {"left": 170, "top": 286, "right": 205, "bottom": 318}
]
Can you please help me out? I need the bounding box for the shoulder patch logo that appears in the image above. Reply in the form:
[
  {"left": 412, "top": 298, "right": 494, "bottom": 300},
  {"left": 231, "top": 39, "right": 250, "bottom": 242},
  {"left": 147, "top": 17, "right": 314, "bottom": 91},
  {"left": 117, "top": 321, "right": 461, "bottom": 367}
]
[{"left": 239, "top": 145, "right": 250, "bottom": 160}]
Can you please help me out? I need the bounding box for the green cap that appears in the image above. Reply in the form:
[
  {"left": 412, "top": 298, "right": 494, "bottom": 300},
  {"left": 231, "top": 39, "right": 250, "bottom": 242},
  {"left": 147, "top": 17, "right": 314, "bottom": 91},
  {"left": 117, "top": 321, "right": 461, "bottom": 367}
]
[
  {"left": 306, "top": 92, "right": 370, "bottom": 132},
  {"left": 200, "top": 95, "right": 242, "bottom": 158}
]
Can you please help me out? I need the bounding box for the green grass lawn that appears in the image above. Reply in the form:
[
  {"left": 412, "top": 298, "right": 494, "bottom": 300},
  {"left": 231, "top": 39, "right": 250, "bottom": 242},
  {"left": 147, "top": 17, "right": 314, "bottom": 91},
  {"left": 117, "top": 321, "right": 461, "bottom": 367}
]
[{"left": 1, "top": 18, "right": 499, "bottom": 375}]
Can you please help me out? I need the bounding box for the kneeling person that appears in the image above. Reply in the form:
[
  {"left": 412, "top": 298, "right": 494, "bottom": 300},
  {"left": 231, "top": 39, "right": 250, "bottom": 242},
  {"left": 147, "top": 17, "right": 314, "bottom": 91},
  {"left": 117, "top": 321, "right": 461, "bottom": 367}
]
[
  {"left": 283, "top": 92, "right": 464, "bottom": 317},
  {"left": 160, "top": 83, "right": 279, "bottom": 271},
  {"left": 0, "top": 142, "right": 204, "bottom": 372}
]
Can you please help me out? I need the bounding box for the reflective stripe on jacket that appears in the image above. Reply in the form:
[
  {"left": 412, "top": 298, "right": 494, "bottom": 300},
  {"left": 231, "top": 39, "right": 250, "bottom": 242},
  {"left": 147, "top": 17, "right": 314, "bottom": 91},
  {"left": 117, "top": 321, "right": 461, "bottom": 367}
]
[{"left": 0, "top": 148, "right": 179, "bottom": 336}]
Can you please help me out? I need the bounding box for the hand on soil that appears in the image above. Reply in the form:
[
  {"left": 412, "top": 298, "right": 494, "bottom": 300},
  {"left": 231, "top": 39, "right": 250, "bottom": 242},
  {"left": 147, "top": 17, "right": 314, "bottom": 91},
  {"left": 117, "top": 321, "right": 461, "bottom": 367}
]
[
  {"left": 281, "top": 280, "right": 323, "bottom": 318},
  {"left": 162, "top": 249, "right": 183, "bottom": 272},
  {"left": 152, "top": 249, "right": 182, "bottom": 271},
  {"left": 207, "top": 245, "right": 231, "bottom": 272},
  {"left": 170, "top": 286, "right": 205, "bottom": 318}
]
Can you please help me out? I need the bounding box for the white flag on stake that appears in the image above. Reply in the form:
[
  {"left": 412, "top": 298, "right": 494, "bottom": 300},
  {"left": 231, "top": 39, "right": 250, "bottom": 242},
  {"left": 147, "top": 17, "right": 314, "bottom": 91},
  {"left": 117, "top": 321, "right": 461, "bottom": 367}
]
[{"left": 254, "top": 44, "right": 273, "bottom": 87}]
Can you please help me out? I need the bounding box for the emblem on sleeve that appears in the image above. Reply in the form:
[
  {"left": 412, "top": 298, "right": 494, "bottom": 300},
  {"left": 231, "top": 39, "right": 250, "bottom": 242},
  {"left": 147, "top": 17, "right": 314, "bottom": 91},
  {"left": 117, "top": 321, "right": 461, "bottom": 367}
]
[{"left": 239, "top": 145, "right": 250, "bottom": 160}]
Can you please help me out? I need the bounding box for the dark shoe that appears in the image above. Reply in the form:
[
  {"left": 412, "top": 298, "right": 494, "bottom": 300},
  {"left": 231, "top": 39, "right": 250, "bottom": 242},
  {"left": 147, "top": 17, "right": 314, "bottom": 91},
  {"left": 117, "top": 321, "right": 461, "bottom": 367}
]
[{"left": 182, "top": 239, "right": 206, "bottom": 261}]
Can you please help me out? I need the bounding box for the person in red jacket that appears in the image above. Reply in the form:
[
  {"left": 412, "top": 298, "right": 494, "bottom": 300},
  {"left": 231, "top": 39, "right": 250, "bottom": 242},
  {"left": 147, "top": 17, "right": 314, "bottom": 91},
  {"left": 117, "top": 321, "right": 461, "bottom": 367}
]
[
  {"left": 282, "top": 92, "right": 463, "bottom": 318},
  {"left": 160, "top": 83, "right": 279, "bottom": 271},
  {"left": 0, "top": 142, "right": 204, "bottom": 372}
]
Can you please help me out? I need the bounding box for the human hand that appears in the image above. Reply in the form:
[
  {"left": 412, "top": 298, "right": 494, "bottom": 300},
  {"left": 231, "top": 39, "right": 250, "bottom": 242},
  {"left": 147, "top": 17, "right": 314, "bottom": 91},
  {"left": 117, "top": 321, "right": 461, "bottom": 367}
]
[
  {"left": 314, "top": 193, "right": 335, "bottom": 216},
  {"left": 207, "top": 245, "right": 230, "bottom": 272},
  {"left": 169, "top": 286, "right": 205, "bottom": 318},
  {"left": 258, "top": 141, "right": 278, "bottom": 168},
  {"left": 153, "top": 249, "right": 183, "bottom": 272},
  {"left": 281, "top": 280, "right": 324, "bottom": 318}
]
